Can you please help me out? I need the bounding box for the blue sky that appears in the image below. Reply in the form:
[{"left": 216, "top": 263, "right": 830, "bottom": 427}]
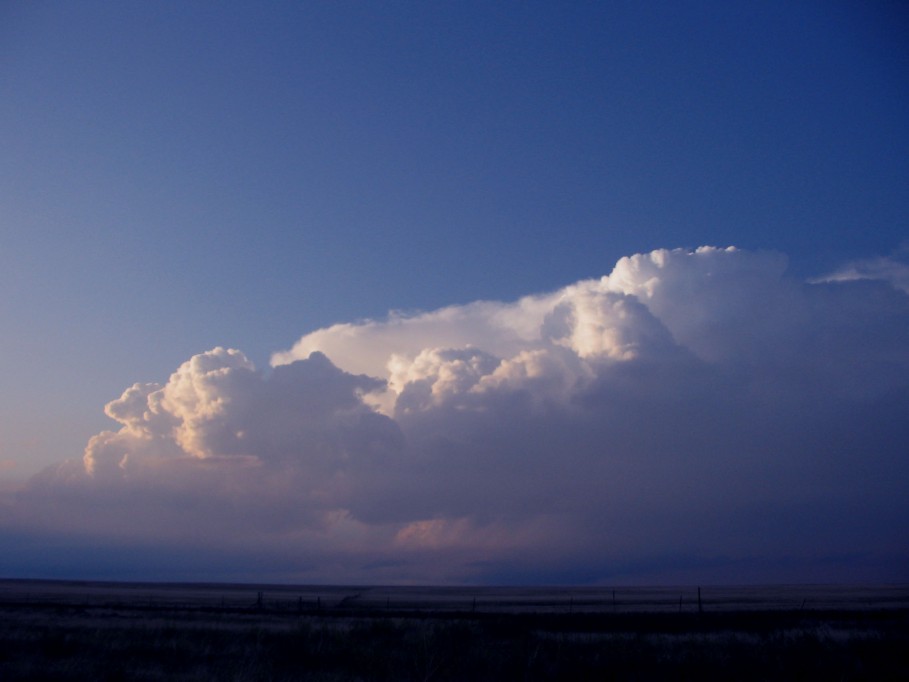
[{"left": 1, "top": 2, "right": 908, "bottom": 584}]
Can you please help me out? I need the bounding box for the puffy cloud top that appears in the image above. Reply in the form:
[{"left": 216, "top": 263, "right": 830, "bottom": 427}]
[
  {"left": 84, "top": 347, "right": 395, "bottom": 478},
  {"left": 275, "top": 246, "right": 909, "bottom": 411}
]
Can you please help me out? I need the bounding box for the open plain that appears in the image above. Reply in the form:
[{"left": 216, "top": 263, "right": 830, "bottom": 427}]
[{"left": 0, "top": 580, "right": 907, "bottom": 680}]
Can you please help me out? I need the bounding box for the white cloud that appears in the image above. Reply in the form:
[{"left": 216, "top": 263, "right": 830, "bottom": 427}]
[
  {"left": 812, "top": 244, "right": 909, "bottom": 294},
  {"left": 4, "top": 246, "right": 908, "bottom": 584}
]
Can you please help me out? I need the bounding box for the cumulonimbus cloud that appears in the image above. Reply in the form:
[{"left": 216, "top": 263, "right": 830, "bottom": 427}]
[{"left": 4, "top": 246, "right": 908, "bottom": 584}]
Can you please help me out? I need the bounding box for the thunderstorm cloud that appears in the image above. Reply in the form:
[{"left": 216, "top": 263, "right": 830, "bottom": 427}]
[{"left": 3, "top": 247, "right": 908, "bottom": 584}]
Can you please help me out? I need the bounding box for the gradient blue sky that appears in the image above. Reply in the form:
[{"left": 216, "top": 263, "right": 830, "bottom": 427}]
[{"left": 1, "top": 2, "right": 908, "bottom": 584}]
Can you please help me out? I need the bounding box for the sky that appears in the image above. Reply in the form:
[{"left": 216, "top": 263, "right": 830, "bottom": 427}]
[{"left": 1, "top": 1, "right": 908, "bottom": 585}]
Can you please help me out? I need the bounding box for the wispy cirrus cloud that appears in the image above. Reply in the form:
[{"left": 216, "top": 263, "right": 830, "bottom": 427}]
[{"left": 812, "top": 243, "right": 909, "bottom": 293}]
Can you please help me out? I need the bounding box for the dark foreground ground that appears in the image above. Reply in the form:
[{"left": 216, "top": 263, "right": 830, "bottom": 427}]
[{"left": 0, "top": 580, "right": 907, "bottom": 681}]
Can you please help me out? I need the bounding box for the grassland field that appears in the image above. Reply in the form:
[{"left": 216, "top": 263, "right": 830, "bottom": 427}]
[{"left": 0, "top": 580, "right": 906, "bottom": 680}]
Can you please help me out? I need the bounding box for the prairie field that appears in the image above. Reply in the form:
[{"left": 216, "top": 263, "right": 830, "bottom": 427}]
[{"left": 0, "top": 580, "right": 906, "bottom": 680}]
